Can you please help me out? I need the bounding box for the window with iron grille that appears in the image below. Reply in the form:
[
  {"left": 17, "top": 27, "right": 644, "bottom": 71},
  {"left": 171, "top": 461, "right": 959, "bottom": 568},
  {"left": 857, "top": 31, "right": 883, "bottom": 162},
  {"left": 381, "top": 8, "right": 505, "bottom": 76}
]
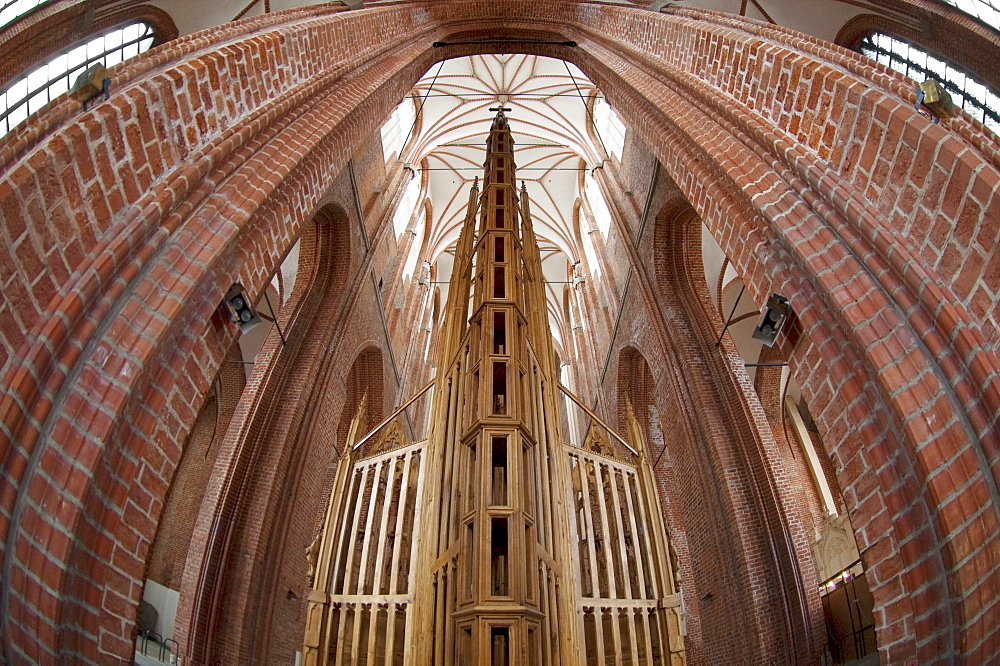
[
  {"left": 860, "top": 31, "right": 1000, "bottom": 133},
  {"left": 0, "top": 21, "right": 155, "bottom": 136}
]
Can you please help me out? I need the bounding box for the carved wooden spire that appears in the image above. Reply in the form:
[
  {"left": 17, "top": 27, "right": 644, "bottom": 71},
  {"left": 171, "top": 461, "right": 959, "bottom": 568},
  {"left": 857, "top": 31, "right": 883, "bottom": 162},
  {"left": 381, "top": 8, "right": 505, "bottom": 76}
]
[{"left": 304, "top": 110, "right": 684, "bottom": 666}]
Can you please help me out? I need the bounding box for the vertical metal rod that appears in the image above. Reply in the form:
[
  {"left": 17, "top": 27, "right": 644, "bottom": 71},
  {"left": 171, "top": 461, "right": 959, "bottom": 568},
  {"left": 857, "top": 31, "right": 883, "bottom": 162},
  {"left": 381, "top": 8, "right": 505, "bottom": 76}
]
[
  {"left": 715, "top": 284, "right": 745, "bottom": 348},
  {"left": 564, "top": 60, "right": 609, "bottom": 158},
  {"left": 263, "top": 289, "right": 287, "bottom": 345},
  {"left": 400, "top": 61, "right": 446, "bottom": 157}
]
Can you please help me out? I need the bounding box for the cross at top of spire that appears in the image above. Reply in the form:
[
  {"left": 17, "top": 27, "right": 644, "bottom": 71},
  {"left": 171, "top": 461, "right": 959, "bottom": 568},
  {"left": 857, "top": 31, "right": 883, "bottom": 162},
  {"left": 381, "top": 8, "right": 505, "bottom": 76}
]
[{"left": 489, "top": 107, "right": 513, "bottom": 131}]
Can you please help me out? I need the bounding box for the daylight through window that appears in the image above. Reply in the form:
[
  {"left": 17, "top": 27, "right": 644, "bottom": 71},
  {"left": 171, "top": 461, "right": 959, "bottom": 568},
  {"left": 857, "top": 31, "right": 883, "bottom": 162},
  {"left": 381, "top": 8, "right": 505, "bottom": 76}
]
[
  {"left": 0, "top": 21, "right": 155, "bottom": 136},
  {"left": 939, "top": 0, "right": 1000, "bottom": 30},
  {"left": 584, "top": 172, "right": 613, "bottom": 238},
  {"left": 593, "top": 98, "right": 626, "bottom": 160},
  {"left": 0, "top": 0, "right": 51, "bottom": 32},
  {"left": 381, "top": 96, "right": 417, "bottom": 162},
  {"left": 392, "top": 171, "right": 421, "bottom": 238},
  {"left": 860, "top": 32, "right": 1000, "bottom": 133}
]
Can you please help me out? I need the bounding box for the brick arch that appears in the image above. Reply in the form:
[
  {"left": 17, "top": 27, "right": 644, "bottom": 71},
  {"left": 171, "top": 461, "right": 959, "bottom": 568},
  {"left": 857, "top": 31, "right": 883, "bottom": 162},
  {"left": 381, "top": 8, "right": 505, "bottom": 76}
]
[
  {"left": 834, "top": 6, "right": 1000, "bottom": 94},
  {"left": 142, "top": 338, "right": 246, "bottom": 597},
  {"left": 571, "top": 12, "right": 1000, "bottom": 663},
  {"left": 0, "top": 3, "right": 996, "bottom": 662},
  {"left": 172, "top": 196, "right": 379, "bottom": 664},
  {"left": 615, "top": 346, "right": 654, "bottom": 435},
  {"left": 335, "top": 345, "right": 386, "bottom": 454}
]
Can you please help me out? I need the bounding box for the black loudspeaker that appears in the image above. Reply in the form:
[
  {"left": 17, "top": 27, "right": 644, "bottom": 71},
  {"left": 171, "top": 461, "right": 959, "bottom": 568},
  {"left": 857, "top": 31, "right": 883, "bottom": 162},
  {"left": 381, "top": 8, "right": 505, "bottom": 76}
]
[
  {"left": 752, "top": 294, "right": 790, "bottom": 347},
  {"left": 224, "top": 283, "right": 262, "bottom": 333}
]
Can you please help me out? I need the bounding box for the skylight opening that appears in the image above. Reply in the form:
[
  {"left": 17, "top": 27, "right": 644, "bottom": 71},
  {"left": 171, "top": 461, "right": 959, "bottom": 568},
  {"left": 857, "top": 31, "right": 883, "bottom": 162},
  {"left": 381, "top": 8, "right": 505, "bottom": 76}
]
[
  {"left": 0, "top": 0, "right": 50, "bottom": 32},
  {"left": 593, "top": 97, "right": 626, "bottom": 160},
  {"left": 0, "top": 21, "right": 155, "bottom": 137},
  {"left": 861, "top": 32, "right": 1000, "bottom": 133},
  {"left": 381, "top": 95, "right": 416, "bottom": 162}
]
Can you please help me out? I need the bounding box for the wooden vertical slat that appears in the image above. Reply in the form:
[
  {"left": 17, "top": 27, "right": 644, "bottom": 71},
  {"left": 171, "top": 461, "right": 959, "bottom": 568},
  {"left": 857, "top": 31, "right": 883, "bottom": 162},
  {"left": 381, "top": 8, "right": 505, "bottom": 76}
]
[
  {"left": 541, "top": 565, "right": 553, "bottom": 666},
  {"left": 437, "top": 379, "right": 458, "bottom": 552},
  {"left": 352, "top": 462, "right": 383, "bottom": 665},
  {"left": 593, "top": 462, "right": 617, "bottom": 600},
  {"left": 634, "top": 608, "right": 652, "bottom": 666},
  {"left": 336, "top": 463, "right": 372, "bottom": 666},
  {"left": 444, "top": 560, "right": 456, "bottom": 666},
  {"left": 366, "top": 457, "right": 399, "bottom": 665},
  {"left": 608, "top": 472, "right": 639, "bottom": 663},
  {"left": 356, "top": 463, "right": 384, "bottom": 591},
  {"left": 449, "top": 382, "right": 466, "bottom": 544},
  {"left": 579, "top": 459, "right": 601, "bottom": 602},
  {"left": 371, "top": 457, "right": 399, "bottom": 595},
  {"left": 433, "top": 571, "right": 446, "bottom": 664},
  {"left": 607, "top": 469, "right": 631, "bottom": 599},
  {"left": 331, "top": 469, "right": 363, "bottom": 595},
  {"left": 537, "top": 382, "right": 554, "bottom": 555},
  {"left": 548, "top": 569, "right": 562, "bottom": 666},
  {"left": 383, "top": 606, "right": 398, "bottom": 666},
  {"left": 333, "top": 603, "right": 351, "bottom": 666},
  {"left": 389, "top": 451, "right": 414, "bottom": 595},
  {"left": 582, "top": 460, "right": 606, "bottom": 665},
  {"left": 620, "top": 471, "right": 649, "bottom": 599},
  {"left": 629, "top": 474, "right": 659, "bottom": 600}
]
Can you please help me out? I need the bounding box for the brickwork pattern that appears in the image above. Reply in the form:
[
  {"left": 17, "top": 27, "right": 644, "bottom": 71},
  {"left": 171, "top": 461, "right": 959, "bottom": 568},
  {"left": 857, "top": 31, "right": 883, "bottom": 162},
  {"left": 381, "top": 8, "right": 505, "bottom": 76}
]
[
  {"left": 144, "top": 340, "right": 245, "bottom": 592},
  {"left": 0, "top": 2, "right": 997, "bottom": 663}
]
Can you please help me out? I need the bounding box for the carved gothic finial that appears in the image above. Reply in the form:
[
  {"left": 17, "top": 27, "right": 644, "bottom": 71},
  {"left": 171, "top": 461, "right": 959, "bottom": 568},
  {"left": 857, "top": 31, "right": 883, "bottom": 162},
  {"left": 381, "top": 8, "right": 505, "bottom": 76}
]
[
  {"left": 584, "top": 426, "right": 614, "bottom": 458},
  {"left": 370, "top": 418, "right": 408, "bottom": 455}
]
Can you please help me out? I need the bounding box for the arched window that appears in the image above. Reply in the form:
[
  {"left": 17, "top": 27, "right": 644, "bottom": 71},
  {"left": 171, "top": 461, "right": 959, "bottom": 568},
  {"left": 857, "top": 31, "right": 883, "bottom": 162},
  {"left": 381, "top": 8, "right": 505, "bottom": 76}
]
[
  {"left": 939, "top": 0, "right": 999, "bottom": 29},
  {"left": 402, "top": 205, "right": 427, "bottom": 280},
  {"left": 584, "top": 172, "right": 613, "bottom": 238},
  {"left": 0, "top": 0, "right": 51, "bottom": 31},
  {"left": 593, "top": 97, "right": 626, "bottom": 160},
  {"left": 0, "top": 21, "right": 155, "bottom": 136},
  {"left": 381, "top": 96, "right": 416, "bottom": 162},
  {"left": 581, "top": 224, "right": 601, "bottom": 280},
  {"left": 392, "top": 171, "right": 421, "bottom": 238},
  {"left": 860, "top": 32, "right": 1000, "bottom": 132}
]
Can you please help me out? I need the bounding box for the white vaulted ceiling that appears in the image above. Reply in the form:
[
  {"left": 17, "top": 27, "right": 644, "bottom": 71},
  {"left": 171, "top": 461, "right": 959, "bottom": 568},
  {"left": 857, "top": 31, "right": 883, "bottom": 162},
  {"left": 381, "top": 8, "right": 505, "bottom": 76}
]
[{"left": 403, "top": 54, "right": 610, "bottom": 345}]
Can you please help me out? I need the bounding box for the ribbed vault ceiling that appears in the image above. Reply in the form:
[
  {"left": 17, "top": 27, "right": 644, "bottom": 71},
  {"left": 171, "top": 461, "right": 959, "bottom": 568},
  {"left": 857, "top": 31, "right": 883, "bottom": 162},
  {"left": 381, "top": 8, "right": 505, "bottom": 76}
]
[{"left": 405, "top": 54, "right": 609, "bottom": 346}]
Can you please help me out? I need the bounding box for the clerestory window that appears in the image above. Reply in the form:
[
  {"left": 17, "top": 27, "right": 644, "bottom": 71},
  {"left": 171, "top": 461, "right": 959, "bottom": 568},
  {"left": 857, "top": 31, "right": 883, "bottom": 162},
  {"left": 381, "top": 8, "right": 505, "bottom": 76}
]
[
  {"left": 584, "top": 172, "right": 613, "bottom": 238},
  {"left": 860, "top": 32, "right": 1000, "bottom": 133},
  {"left": 939, "top": 0, "right": 999, "bottom": 30},
  {"left": 0, "top": 0, "right": 52, "bottom": 32},
  {"left": 380, "top": 95, "right": 417, "bottom": 162},
  {"left": 0, "top": 21, "right": 155, "bottom": 136},
  {"left": 392, "top": 170, "right": 421, "bottom": 238},
  {"left": 593, "top": 97, "right": 626, "bottom": 160}
]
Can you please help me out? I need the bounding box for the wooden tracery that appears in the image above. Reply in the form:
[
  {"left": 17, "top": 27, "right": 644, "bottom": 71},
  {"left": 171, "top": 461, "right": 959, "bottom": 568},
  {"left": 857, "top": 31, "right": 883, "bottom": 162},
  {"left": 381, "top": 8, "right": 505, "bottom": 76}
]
[{"left": 304, "top": 112, "right": 684, "bottom": 665}]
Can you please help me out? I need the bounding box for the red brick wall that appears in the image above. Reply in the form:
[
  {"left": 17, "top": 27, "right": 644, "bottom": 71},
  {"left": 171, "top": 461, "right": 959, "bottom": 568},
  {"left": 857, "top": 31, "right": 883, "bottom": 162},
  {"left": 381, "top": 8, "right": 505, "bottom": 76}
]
[
  {"left": 591, "top": 190, "right": 823, "bottom": 663},
  {"left": 171, "top": 180, "right": 399, "bottom": 664},
  {"left": 0, "top": 3, "right": 997, "bottom": 663},
  {"left": 144, "top": 340, "right": 245, "bottom": 592}
]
